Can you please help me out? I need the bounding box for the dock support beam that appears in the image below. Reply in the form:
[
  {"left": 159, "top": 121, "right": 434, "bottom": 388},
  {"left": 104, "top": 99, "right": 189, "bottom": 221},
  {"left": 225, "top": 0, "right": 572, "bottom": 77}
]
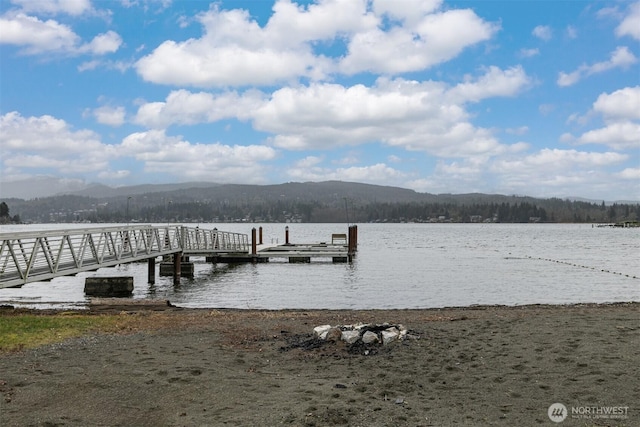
[
  {"left": 173, "top": 252, "right": 181, "bottom": 284},
  {"left": 148, "top": 257, "right": 156, "bottom": 284},
  {"left": 252, "top": 228, "right": 257, "bottom": 255},
  {"left": 259, "top": 226, "right": 263, "bottom": 245},
  {"left": 285, "top": 226, "right": 290, "bottom": 244},
  {"left": 348, "top": 225, "right": 358, "bottom": 262}
]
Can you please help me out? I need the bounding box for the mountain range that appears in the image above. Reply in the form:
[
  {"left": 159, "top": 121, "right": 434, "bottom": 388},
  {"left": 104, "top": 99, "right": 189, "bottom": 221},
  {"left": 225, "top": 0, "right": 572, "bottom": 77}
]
[{"left": 0, "top": 176, "right": 637, "bottom": 205}]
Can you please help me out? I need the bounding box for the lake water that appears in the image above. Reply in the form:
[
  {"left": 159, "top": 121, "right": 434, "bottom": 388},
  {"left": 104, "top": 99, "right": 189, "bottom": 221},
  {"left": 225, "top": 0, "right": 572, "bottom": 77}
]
[{"left": 1, "top": 223, "right": 638, "bottom": 310}]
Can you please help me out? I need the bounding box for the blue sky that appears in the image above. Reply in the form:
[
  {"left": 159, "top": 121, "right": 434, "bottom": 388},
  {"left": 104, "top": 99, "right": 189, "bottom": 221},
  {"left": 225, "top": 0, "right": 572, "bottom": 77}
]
[{"left": 1, "top": 0, "right": 639, "bottom": 201}]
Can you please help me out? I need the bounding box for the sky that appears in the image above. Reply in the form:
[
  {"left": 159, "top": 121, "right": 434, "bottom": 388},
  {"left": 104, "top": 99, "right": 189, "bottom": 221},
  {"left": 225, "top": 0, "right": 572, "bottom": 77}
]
[{"left": 0, "top": 0, "right": 639, "bottom": 201}]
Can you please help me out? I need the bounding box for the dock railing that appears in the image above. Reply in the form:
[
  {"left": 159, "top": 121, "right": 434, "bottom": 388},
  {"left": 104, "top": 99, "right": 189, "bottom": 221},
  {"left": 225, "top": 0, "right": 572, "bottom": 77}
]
[{"left": 0, "top": 225, "right": 250, "bottom": 288}]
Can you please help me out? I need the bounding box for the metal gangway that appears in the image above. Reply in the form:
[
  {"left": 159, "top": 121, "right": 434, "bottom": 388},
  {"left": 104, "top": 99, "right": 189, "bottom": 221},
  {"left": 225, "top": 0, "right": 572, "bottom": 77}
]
[{"left": 0, "top": 225, "right": 250, "bottom": 288}]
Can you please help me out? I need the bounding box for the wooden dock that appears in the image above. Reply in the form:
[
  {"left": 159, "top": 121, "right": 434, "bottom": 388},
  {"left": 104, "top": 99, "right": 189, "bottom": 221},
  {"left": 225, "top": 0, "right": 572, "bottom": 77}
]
[
  {"left": 1, "top": 224, "right": 357, "bottom": 288},
  {"left": 205, "top": 225, "right": 358, "bottom": 264}
]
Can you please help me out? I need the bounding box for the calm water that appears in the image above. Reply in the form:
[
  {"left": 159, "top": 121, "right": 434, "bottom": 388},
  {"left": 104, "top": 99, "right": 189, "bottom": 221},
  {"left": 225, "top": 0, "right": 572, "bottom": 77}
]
[{"left": 1, "top": 223, "right": 638, "bottom": 309}]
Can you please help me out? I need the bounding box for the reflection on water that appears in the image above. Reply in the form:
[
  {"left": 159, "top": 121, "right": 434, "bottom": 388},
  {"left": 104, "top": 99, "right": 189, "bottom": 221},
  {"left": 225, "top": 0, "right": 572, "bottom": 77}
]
[{"left": 1, "top": 223, "right": 638, "bottom": 309}]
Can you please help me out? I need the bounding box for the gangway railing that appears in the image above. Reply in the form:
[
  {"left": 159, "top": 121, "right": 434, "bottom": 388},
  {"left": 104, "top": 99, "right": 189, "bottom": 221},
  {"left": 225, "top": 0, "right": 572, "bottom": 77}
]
[{"left": 0, "top": 225, "right": 250, "bottom": 288}]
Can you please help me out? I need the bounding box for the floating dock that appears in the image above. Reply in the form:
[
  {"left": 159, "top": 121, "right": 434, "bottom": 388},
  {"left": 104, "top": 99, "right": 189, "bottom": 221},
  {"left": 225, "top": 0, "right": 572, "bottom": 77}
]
[
  {"left": 204, "top": 226, "right": 358, "bottom": 264},
  {"left": 0, "top": 224, "right": 357, "bottom": 288}
]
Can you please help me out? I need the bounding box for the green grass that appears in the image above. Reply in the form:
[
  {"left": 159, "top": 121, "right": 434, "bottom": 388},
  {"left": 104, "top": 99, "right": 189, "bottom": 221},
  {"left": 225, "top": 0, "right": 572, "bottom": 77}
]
[{"left": 0, "top": 314, "right": 123, "bottom": 352}]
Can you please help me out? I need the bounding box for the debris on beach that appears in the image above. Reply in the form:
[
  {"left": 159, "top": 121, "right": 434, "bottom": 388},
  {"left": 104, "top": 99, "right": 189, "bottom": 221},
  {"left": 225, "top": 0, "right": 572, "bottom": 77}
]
[
  {"left": 314, "top": 323, "right": 419, "bottom": 348},
  {"left": 279, "top": 323, "right": 419, "bottom": 355}
]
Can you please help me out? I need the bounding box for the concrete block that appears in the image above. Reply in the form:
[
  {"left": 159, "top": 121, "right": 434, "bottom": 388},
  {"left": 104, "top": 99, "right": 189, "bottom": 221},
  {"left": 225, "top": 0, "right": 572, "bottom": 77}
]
[{"left": 84, "top": 277, "right": 133, "bottom": 297}]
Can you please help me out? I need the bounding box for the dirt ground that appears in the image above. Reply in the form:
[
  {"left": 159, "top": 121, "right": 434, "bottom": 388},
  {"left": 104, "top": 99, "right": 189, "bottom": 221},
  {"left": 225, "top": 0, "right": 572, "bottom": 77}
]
[{"left": 0, "top": 302, "right": 638, "bottom": 426}]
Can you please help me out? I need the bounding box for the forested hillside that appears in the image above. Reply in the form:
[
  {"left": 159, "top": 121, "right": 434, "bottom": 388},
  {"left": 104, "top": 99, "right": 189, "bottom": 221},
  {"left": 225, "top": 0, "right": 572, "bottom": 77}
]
[{"left": 2, "top": 181, "right": 638, "bottom": 224}]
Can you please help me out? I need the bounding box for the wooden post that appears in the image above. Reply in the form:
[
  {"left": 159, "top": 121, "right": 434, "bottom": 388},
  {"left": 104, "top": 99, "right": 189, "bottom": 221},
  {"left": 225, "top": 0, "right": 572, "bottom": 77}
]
[
  {"left": 173, "top": 252, "right": 181, "bottom": 284},
  {"left": 285, "top": 226, "right": 289, "bottom": 244},
  {"left": 259, "top": 226, "right": 263, "bottom": 245},
  {"left": 148, "top": 257, "right": 156, "bottom": 284},
  {"left": 353, "top": 225, "right": 358, "bottom": 250},
  {"left": 251, "top": 228, "right": 257, "bottom": 255},
  {"left": 347, "top": 225, "right": 358, "bottom": 262}
]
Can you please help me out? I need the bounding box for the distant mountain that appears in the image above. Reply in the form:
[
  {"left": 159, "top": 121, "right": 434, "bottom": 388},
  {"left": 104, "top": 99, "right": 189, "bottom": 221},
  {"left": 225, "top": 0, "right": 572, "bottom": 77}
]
[
  {"left": 0, "top": 176, "right": 88, "bottom": 199},
  {"left": 4, "top": 180, "right": 638, "bottom": 224},
  {"left": 0, "top": 178, "right": 223, "bottom": 200},
  {"left": 1, "top": 177, "right": 637, "bottom": 205},
  {"left": 69, "top": 182, "right": 223, "bottom": 198}
]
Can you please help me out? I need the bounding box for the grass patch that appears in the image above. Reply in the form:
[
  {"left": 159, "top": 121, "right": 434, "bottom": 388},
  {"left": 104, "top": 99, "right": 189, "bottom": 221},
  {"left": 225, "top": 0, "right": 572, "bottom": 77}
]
[{"left": 0, "top": 314, "right": 128, "bottom": 352}]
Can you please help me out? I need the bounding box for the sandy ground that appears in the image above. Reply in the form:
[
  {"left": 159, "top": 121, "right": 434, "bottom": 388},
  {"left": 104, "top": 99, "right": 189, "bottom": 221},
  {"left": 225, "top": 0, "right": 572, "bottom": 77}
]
[{"left": 0, "top": 302, "right": 638, "bottom": 426}]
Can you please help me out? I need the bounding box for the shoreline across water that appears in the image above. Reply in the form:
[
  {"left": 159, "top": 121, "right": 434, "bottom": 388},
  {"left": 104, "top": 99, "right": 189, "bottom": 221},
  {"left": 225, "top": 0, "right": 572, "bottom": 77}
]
[{"left": 1, "top": 302, "right": 638, "bottom": 426}]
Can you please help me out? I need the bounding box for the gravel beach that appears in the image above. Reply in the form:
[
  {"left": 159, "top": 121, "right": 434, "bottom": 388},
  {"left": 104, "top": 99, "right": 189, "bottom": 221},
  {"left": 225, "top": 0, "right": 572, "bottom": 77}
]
[{"left": 1, "top": 303, "right": 638, "bottom": 426}]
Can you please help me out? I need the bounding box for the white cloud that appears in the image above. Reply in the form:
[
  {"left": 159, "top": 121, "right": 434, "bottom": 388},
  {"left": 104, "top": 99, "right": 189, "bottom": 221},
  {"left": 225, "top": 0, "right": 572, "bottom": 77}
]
[
  {"left": 135, "top": 0, "right": 498, "bottom": 87},
  {"left": 592, "top": 86, "right": 640, "bottom": 121},
  {"left": 532, "top": 25, "right": 552, "bottom": 41},
  {"left": 265, "top": 0, "right": 377, "bottom": 45},
  {"left": 9, "top": 0, "right": 93, "bottom": 16},
  {"left": 0, "top": 12, "right": 122, "bottom": 55},
  {"left": 616, "top": 168, "right": 640, "bottom": 180},
  {"left": 372, "top": 0, "right": 442, "bottom": 24},
  {"left": 616, "top": 1, "right": 640, "bottom": 40},
  {"left": 506, "top": 126, "right": 529, "bottom": 136},
  {"left": 287, "top": 160, "right": 407, "bottom": 185},
  {"left": 387, "top": 154, "right": 402, "bottom": 163},
  {"left": 133, "top": 66, "right": 531, "bottom": 161},
  {"left": 557, "top": 46, "right": 637, "bottom": 87},
  {"left": 134, "top": 89, "right": 265, "bottom": 128},
  {"left": 597, "top": 6, "right": 622, "bottom": 20},
  {"left": 98, "top": 169, "right": 131, "bottom": 180},
  {"left": 1, "top": 111, "right": 104, "bottom": 153},
  {"left": 0, "top": 111, "right": 280, "bottom": 184},
  {"left": 447, "top": 65, "right": 531, "bottom": 103},
  {"left": 78, "top": 59, "right": 101, "bottom": 71},
  {"left": 339, "top": 8, "right": 498, "bottom": 74},
  {"left": 564, "top": 86, "right": 640, "bottom": 151},
  {"left": 294, "top": 156, "right": 324, "bottom": 169},
  {"left": 487, "top": 149, "right": 630, "bottom": 198},
  {"left": 565, "top": 25, "right": 577, "bottom": 39},
  {"left": 135, "top": 2, "right": 360, "bottom": 87},
  {"left": 573, "top": 122, "right": 640, "bottom": 151},
  {"left": 120, "top": 0, "right": 173, "bottom": 13},
  {"left": 120, "top": 130, "right": 277, "bottom": 183},
  {"left": 80, "top": 31, "right": 122, "bottom": 55},
  {"left": 0, "top": 111, "right": 114, "bottom": 175},
  {"left": 254, "top": 67, "right": 529, "bottom": 157},
  {"left": 0, "top": 13, "right": 79, "bottom": 54},
  {"left": 93, "top": 105, "right": 126, "bottom": 126},
  {"left": 556, "top": 70, "right": 581, "bottom": 88},
  {"left": 519, "top": 48, "right": 539, "bottom": 58}
]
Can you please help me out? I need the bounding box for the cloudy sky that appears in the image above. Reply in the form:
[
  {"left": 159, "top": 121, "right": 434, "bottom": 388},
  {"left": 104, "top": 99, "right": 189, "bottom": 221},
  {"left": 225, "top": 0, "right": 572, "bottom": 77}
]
[{"left": 1, "top": 0, "right": 639, "bottom": 201}]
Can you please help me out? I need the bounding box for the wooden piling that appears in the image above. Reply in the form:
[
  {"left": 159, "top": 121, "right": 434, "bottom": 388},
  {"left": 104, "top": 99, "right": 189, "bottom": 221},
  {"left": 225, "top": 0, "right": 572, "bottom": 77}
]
[
  {"left": 148, "top": 257, "right": 156, "bottom": 284},
  {"left": 251, "top": 228, "right": 257, "bottom": 255},
  {"left": 173, "top": 252, "right": 181, "bottom": 284}
]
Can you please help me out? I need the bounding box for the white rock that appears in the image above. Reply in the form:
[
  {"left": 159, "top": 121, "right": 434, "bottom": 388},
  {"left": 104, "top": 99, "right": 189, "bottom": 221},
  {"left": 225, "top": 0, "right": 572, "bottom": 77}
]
[
  {"left": 398, "top": 324, "right": 408, "bottom": 340},
  {"left": 341, "top": 330, "right": 361, "bottom": 344},
  {"left": 325, "top": 327, "right": 342, "bottom": 342},
  {"left": 361, "top": 331, "right": 379, "bottom": 344},
  {"left": 313, "top": 324, "right": 332, "bottom": 339},
  {"left": 381, "top": 328, "right": 400, "bottom": 345}
]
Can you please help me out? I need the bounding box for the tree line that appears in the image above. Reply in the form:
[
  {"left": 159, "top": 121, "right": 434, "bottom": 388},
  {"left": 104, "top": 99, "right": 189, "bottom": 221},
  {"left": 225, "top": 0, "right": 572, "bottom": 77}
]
[
  {"left": 2, "top": 195, "right": 638, "bottom": 224},
  {"left": 0, "top": 201, "right": 21, "bottom": 224}
]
